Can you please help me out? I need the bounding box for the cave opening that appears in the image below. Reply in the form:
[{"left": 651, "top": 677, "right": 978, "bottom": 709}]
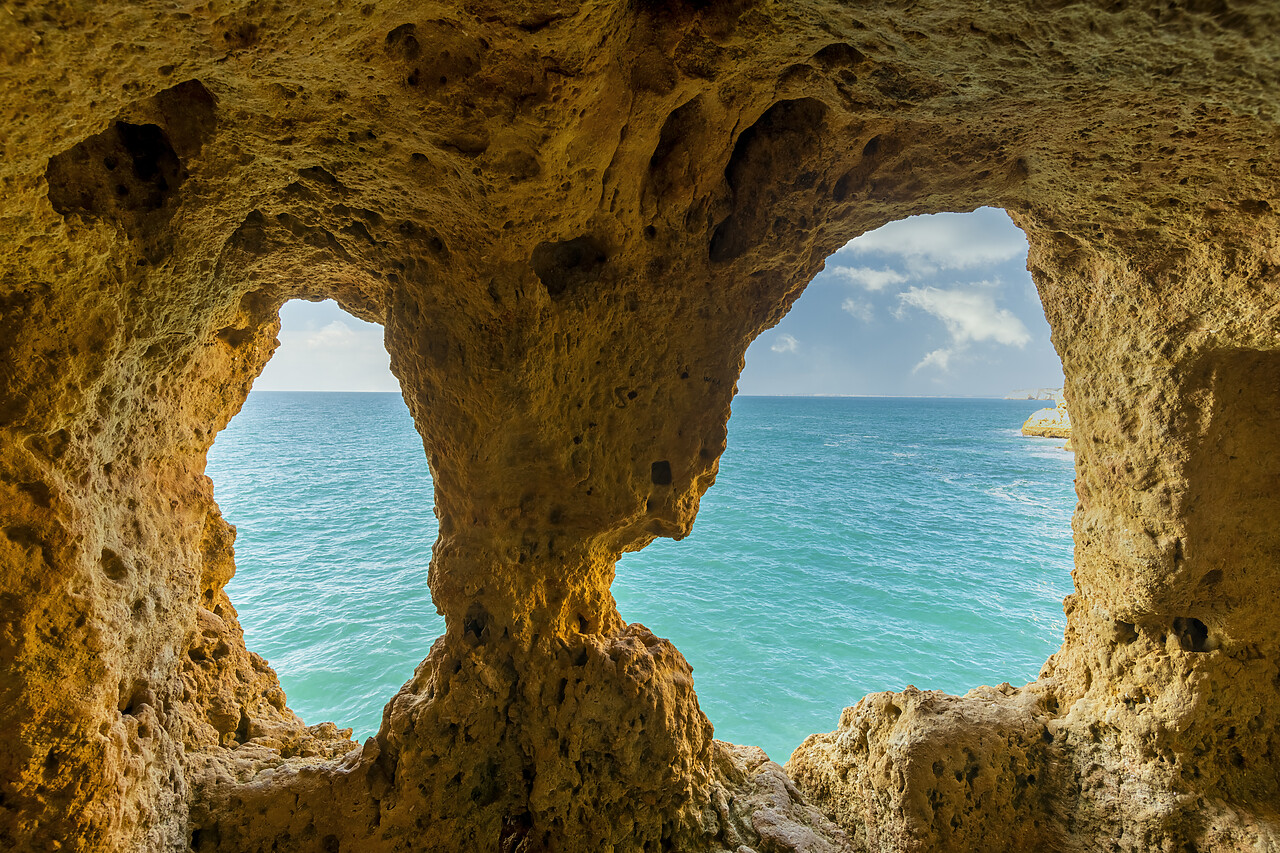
[
  {"left": 204, "top": 298, "right": 441, "bottom": 739},
  {"left": 614, "top": 208, "right": 1076, "bottom": 761}
]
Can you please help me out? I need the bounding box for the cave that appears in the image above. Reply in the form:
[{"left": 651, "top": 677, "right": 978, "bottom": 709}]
[
  {"left": 203, "top": 299, "right": 440, "bottom": 741},
  {"left": 3, "top": 2, "right": 1279, "bottom": 851},
  {"left": 612, "top": 208, "right": 1077, "bottom": 762}
]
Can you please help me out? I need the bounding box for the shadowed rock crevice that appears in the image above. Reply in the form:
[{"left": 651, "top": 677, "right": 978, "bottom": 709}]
[
  {"left": 44, "top": 81, "right": 215, "bottom": 254},
  {"left": 531, "top": 236, "right": 609, "bottom": 299},
  {"left": 648, "top": 96, "right": 710, "bottom": 208},
  {"left": 47, "top": 121, "right": 183, "bottom": 228},
  {"left": 710, "top": 98, "right": 829, "bottom": 263}
]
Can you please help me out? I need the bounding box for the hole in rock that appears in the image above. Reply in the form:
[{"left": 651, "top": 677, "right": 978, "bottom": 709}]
[
  {"left": 206, "top": 299, "right": 441, "bottom": 737},
  {"left": 45, "top": 81, "right": 214, "bottom": 241},
  {"left": 1173, "top": 616, "right": 1210, "bottom": 652},
  {"left": 463, "top": 605, "right": 489, "bottom": 645},
  {"left": 47, "top": 122, "right": 182, "bottom": 226},
  {"left": 531, "top": 235, "right": 607, "bottom": 299},
  {"left": 616, "top": 208, "right": 1076, "bottom": 761}
]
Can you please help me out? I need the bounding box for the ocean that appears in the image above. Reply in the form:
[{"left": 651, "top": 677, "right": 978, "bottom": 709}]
[{"left": 206, "top": 393, "right": 1075, "bottom": 762}]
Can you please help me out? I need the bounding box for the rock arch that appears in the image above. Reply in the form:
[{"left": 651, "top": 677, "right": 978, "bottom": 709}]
[{"left": 2, "top": 2, "right": 1278, "bottom": 851}]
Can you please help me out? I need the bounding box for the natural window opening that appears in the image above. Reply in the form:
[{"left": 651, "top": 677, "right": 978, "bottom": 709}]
[
  {"left": 205, "top": 299, "right": 440, "bottom": 738},
  {"left": 615, "top": 208, "right": 1076, "bottom": 761}
]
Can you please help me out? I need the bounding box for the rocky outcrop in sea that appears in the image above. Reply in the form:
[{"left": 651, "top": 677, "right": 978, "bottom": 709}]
[{"left": 1021, "top": 399, "right": 1072, "bottom": 441}]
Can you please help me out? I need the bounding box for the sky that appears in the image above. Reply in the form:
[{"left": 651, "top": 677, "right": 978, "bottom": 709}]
[
  {"left": 255, "top": 301, "right": 401, "bottom": 392},
  {"left": 255, "top": 207, "right": 1063, "bottom": 396}
]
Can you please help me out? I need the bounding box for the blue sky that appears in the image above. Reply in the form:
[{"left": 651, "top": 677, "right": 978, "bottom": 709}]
[{"left": 256, "top": 208, "right": 1063, "bottom": 396}]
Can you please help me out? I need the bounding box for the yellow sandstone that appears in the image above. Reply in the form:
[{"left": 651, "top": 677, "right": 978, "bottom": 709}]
[
  {"left": 1, "top": 2, "right": 1278, "bottom": 851},
  {"left": 1021, "top": 400, "right": 1072, "bottom": 441}
]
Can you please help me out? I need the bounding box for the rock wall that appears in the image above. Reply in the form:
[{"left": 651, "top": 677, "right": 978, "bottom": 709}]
[{"left": 2, "top": 1, "right": 1279, "bottom": 851}]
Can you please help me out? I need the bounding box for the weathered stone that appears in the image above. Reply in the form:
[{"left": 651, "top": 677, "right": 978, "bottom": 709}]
[
  {"left": 2, "top": 1, "right": 1279, "bottom": 851},
  {"left": 1021, "top": 400, "right": 1071, "bottom": 440},
  {"left": 789, "top": 685, "right": 1064, "bottom": 853}
]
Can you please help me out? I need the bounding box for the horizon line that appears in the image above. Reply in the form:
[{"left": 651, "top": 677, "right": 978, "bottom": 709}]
[{"left": 250, "top": 389, "right": 1053, "bottom": 399}]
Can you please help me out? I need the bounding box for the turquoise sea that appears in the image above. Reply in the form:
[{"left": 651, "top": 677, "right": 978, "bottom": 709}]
[{"left": 206, "top": 394, "right": 1076, "bottom": 762}]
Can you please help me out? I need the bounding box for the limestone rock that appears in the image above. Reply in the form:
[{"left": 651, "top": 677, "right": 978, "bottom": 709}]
[
  {"left": 1021, "top": 400, "right": 1072, "bottom": 440},
  {"left": 3, "top": 0, "right": 1280, "bottom": 851},
  {"left": 788, "top": 685, "right": 1063, "bottom": 853}
]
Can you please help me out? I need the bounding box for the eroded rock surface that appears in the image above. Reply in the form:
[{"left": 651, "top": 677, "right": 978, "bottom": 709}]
[
  {"left": 3, "top": 1, "right": 1280, "bottom": 851},
  {"left": 789, "top": 685, "right": 1064, "bottom": 853}
]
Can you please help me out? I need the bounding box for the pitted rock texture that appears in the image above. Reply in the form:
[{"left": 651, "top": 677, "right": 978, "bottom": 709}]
[
  {"left": 3, "top": 1, "right": 1280, "bottom": 851},
  {"left": 788, "top": 685, "right": 1065, "bottom": 853}
]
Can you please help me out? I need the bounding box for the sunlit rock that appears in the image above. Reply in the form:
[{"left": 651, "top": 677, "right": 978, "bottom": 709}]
[
  {"left": 3, "top": 1, "right": 1279, "bottom": 850},
  {"left": 1021, "top": 399, "right": 1071, "bottom": 440}
]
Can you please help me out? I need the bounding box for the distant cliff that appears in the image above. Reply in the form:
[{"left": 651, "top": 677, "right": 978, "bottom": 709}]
[{"left": 1006, "top": 387, "right": 1063, "bottom": 401}]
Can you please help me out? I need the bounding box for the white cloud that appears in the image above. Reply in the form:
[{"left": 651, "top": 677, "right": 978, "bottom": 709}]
[
  {"left": 841, "top": 298, "right": 873, "bottom": 322},
  {"left": 258, "top": 301, "right": 399, "bottom": 391},
  {"left": 771, "top": 333, "right": 799, "bottom": 353},
  {"left": 913, "top": 348, "right": 954, "bottom": 373},
  {"left": 301, "top": 320, "right": 359, "bottom": 348},
  {"left": 841, "top": 209, "right": 1027, "bottom": 273},
  {"left": 827, "top": 265, "right": 907, "bottom": 292},
  {"left": 898, "top": 285, "right": 1031, "bottom": 373},
  {"left": 898, "top": 286, "right": 1031, "bottom": 348}
]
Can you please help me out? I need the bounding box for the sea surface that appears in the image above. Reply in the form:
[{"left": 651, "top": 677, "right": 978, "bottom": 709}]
[{"left": 206, "top": 393, "right": 1076, "bottom": 762}]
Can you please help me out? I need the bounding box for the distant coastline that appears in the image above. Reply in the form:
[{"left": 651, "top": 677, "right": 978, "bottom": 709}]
[
  {"left": 250, "top": 388, "right": 402, "bottom": 393},
  {"left": 736, "top": 394, "right": 1045, "bottom": 400},
  {"left": 252, "top": 390, "right": 1059, "bottom": 399},
  {"left": 1005, "top": 386, "right": 1063, "bottom": 401}
]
